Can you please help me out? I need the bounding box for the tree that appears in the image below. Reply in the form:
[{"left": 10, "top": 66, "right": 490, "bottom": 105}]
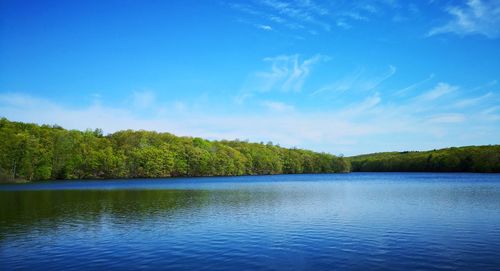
[{"left": 0, "top": 118, "right": 353, "bottom": 182}]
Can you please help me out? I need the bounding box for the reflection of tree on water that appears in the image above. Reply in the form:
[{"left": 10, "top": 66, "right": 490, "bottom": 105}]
[
  {"left": 0, "top": 190, "right": 207, "bottom": 238},
  {"left": 0, "top": 188, "right": 285, "bottom": 239}
]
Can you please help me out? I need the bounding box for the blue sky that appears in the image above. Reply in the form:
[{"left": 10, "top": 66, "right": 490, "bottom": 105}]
[{"left": 1, "top": 0, "right": 499, "bottom": 155}]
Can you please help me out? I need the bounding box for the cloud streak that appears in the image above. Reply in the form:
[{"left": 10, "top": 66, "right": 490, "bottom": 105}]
[
  {"left": 312, "top": 65, "right": 396, "bottom": 96},
  {"left": 260, "top": 100, "right": 294, "bottom": 112},
  {"left": 256, "top": 24, "right": 273, "bottom": 31},
  {"left": 258, "top": 0, "right": 331, "bottom": 30},
  {"left": 427, "top": 113, "right": 466, "bottom": 124},
  {"left": 240, "top": 54, "right": 328, "bottom": 100},
  {"left": 394, "top": 74, "right": 435, "bottom": 96},
  {"left": 428, "top": 0, "right": 500, "bottom": 38},
  {"left": 416, "top": 82, "right": 457, "bottom": 101},
  {"left": 454, "top": 92, "right": 494, "bottom": 107},
  {"left": 227, "top": 0, "right": 408, "bottom": 35}
]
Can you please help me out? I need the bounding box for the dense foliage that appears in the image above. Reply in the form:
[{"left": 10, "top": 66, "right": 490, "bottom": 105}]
[
  {"left": 0, "top": 118, "right": 350, "bottom": 182},
  {"left": 349, "top": 146, "right": 500, "bottom": 173}
]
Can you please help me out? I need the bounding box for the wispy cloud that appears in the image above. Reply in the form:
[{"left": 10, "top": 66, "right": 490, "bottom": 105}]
[
  {"left": 227, "top": 0, "right": 404, "bottom": 35},
  {"left": 244, "top": 54, "right": 328, "bottom": 96},
  {"left": 428, "top": 0, "right": 500, "bottom": 38},
  {"left": 340, "top": 93, "right": 382, "bottom": 116},
  {"left": 256, "top": 24, "right": 273, "bottom": 31},
  {"left": 132, "top": 90, "right": 155, "bottom": 108},
  {"left": 336, "top": 20, "right": 352, "bottom": 29},
  {"left": 454, "top": 92, "right": 494, "bottom": 107},
  {"left": 312, "top": 65, "right": 396, "bottom": 96},
  {"left": 258, "top": 0, "right": 331, "bottom": 30},
  {"left": 357, "top": 3, "right": 379, "bottom": 14},
  {"left": 416, "top": 82, "right": 457, "bottom": 101},
  {"left": 482, "top": 105, "right": 500, "bottom": 115},
  {"left": 228, "top": 0, "right": 323, "bottom": 33},
  {"left": 394, "top": 74, "right": 435, "bottom": 96},
  {"left": 260, "top": 100, "right": 294, "bottom": 112},
  {"left": 427, "top": 113, "right": 466, "bottom": 124}
]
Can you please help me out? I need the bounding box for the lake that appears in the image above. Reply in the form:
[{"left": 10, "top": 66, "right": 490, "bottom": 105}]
[{"left": 1, "top": 173, "right": 500, "bottom": 270}]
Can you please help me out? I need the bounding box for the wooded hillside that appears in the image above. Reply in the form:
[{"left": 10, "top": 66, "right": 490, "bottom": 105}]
[
  {"left": 349, "top": 146, "right": 500, "bottom": 173},
  {"left": 0, "top": 118, "right": 350, "bottom": 182}
]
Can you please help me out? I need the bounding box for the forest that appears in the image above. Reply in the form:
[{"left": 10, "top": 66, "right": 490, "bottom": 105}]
[
  {"left": 349, "top": 145, "right": 500, "bottom": 173},
  {"left": 1, "top": 118, "right": 499, "bottom": 182},
  {"left": 0, "top": 118, "right": 350, "bottom": 182}
]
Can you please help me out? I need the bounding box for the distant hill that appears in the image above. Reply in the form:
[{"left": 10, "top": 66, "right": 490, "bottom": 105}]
[{"left": 348, "top": 145, "right": 500, "bottom": 173}]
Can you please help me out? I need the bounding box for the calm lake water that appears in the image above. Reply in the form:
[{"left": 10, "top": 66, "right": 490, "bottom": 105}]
[{"left": 1, "top": 173, "right": 500, "bottom": 270}]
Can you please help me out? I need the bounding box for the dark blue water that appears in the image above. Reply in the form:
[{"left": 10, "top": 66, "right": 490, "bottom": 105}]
[{"left": 1, "top": 173, "right": 500, "bottom": 270}]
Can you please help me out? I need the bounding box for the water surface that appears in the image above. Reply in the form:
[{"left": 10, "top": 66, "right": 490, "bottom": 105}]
[{"left": 1, "top": 173, "right": 500, "bottom": 270}]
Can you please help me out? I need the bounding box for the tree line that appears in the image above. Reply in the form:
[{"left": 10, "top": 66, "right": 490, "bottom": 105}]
[
  {"left": 0, "top": 118, "right": 350, "bottom": 182},
  {"left": 1, "top": 118, "right": 498, "bottom": 182},
  {"left": 349, "top": 145, "right": 500, "bottom": 173}
]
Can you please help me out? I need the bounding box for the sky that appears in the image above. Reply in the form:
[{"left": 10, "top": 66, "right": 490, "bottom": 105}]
[{"left": 1, "top": 0, "right": 499, "bottom": 156}]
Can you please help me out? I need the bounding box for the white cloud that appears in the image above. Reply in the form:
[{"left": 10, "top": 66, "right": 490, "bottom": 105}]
[
  {"left": 260, "top": 100, "right": 294, "bottom": 112},
  {"left": 312, "top": 65, "right": 396, "bottom": 96},
  {"left": 429, "top": 0, "right": 500, "bottom": 38},
  {"left": 296, "top": 0, "right": 329, "bottom": 16},
  {"left": 366, "top": 65, "right": 396, "bottom": 90},
  {"left": 482, "top": 105, "right": 500, "bottom": 114},
  {"left": 427, "top": 113, "right": 466, "bottom": 123},
  {"left": 257, "top": 24, "right": 273, "bottom": 31},
  {"left": 229, "top": 0, "right": 410, "bottom": 35},
  {"left": 336, "top": 20, "right": 352, "bottom": 29},
  {"left": 417, "top": 82, "right": 457, "bottom": 101},
  {"left": 454, "top": 92, "right": 494, "bottom": 107},
  {"left": 173, "top": 101, "right": 187, "bottom": 112},
  {"left": 342, "top": 12, "right": 369, "bottom": 21},
  {"left": 0, "top": 92, "right": 384, "bottom": 153},
  {"left": 1, "top": 78, "right": 499, "bottom": 156},
  {"left": 0, "top": 71, "right": 500, "bottom": 155},
  {"left": 0, "top": 92, "right": 43, "bottom": 107},
  {"left": 394, "top": 74, "right": 435, "bottom": 96},
  {"left": 340, "top": 93, "right": 382, "bottom": 116},
  {"left": 132, "top": 90, "right": 155, "bottom": 108},
  {"left": 408, "top": 3, "right": 420, "bottom": 15},
  {"left": 230, "top": 0, "right": 331, "bottom": 33},
  {"left": 259, "top": 0, "right": 329, "bottom": 30},
  {"left": 248, "top": 54, "right": 328, "bottom": 94},
  {"left": 357, "top": 3, "right": 378, "bottom": 14}
]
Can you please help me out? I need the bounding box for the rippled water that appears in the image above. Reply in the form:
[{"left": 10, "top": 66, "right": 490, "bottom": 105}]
[{"left": 1, "top": 173, "right": 500, "bottom": 270}]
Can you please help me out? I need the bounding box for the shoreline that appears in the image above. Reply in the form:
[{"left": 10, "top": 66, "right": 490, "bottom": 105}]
[{"left": 3, "top": 171, "right": 499, "bottom": 184}]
